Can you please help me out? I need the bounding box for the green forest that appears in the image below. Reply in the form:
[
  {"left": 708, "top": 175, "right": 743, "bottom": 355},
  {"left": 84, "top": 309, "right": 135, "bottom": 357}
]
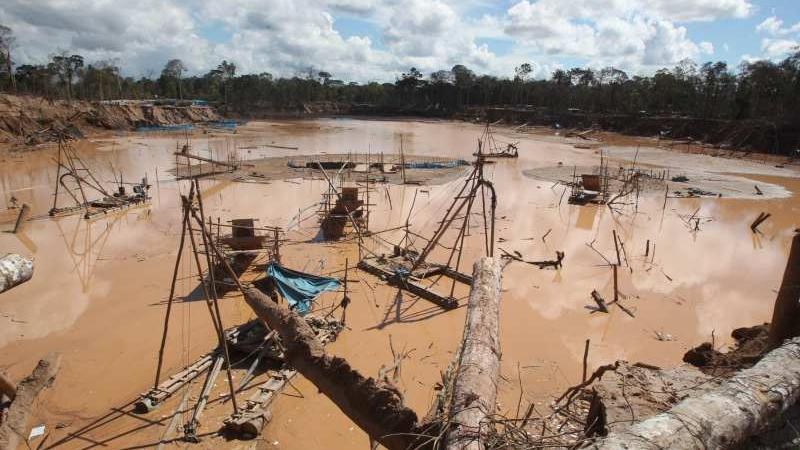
[{"left": 1, "top": 24, "right": 798, "bottom": 124}]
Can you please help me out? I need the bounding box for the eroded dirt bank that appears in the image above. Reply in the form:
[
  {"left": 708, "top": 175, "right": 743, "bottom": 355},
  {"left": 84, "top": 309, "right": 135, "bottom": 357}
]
[
  {"left": 0, "top": 118, "right": 798, "bottom": 449},
  {"left": 0, "top": 94, "right": 220, "bottom": 146}
]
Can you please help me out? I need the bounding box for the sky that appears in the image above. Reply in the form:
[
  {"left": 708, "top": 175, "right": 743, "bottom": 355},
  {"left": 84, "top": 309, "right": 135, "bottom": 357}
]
[{"left": 1, "top": 0, "right": 798, "bottom": 82}]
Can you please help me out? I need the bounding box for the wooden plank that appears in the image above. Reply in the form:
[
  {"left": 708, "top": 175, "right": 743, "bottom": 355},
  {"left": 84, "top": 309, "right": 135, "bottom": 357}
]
[
  {"left": 358, "top": 257, "right": 458, "bottom": 309},
  {"left": 137, "top": 320, "right": 259, "bottom": 412}
]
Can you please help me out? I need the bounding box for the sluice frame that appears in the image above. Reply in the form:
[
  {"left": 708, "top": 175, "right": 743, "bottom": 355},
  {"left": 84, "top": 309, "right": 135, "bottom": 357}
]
[
  {"left": 358, "top": 144, "right": 496, "bottom": 310},
  {"left": 49, "top": 135, "right": 151, "bottom": 219}
]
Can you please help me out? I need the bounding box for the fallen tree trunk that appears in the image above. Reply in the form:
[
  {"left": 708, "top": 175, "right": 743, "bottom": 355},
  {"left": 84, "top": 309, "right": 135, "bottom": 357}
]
[
  {"left": 445, "top": 257, "right": 502, "bottom": 450},
  {"left": 0, "top": 353, "right": 61, "bottom": 450},
  {"left": 242, "top": 287, "right": 419, "bottom": 450},
  {"left": 241, "top": 257, "right": 504, "bottom": 449},
  {"left": 585, "top": 337, "right": 800, "bottom": 449}
]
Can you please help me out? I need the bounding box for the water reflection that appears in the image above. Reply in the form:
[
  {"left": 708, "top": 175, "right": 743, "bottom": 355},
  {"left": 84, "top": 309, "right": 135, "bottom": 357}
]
[{"left": 0, "top": 119, "right": 796, "bottom": 442}]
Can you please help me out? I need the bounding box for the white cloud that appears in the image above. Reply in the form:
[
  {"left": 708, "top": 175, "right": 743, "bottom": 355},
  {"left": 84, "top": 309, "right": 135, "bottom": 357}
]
[
  {"left": 505, "top": 2, "right": 705, "bottom": 70},
  {"left": 756, "top": 16, "right": 800, "bottom": 36},
  {"left": 761, "top": 38, "right": 799, "bottom": 60},
  {"left": 699, "top": 41, "right": 714, "bottom": 54},
  {"left": 645, "top": 0, "right": 752, "bottom": 22},
  {"left": 0, "top": 0, "right": 760, "bottom": 82},
  {"left": 754, "top": 15, "right": 799, "bottom": 61}
]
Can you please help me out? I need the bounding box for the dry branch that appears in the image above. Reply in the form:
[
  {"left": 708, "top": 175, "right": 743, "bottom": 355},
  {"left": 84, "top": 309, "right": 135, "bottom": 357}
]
[
  {"left": 750, "top": 212, "right": 771, "bottom": 233},
  {"left": 590, "top": 290, "right": 608, "bottom": 313}
]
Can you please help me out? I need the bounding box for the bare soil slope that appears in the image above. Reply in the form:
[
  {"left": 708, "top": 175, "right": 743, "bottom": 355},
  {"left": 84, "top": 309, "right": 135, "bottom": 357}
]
[{"left": 0, "top": 94, "right": 220, "bottom": 145}]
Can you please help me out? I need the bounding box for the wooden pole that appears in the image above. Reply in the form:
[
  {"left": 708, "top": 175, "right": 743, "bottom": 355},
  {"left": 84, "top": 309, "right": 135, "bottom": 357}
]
[
  {"left": 153, "top": 185, "right": 194, "bottom": 389},
  {"left": 445, "top": 257, "right": 502, "bottom": 450},
  {"left": 768, "top": 232, "right": 800, "bottom": 347},
  {"left": 582, "top": 339, "right": 590, "bottom": 383},
  {"left": 191, "top": 181, "right": 239, "bottom": 414},
  {"left": 12, "top": 204, "right": 29, "bottom": 234},
  {"left": 613, "top": 264, "right": 619, "bottom": 302}
]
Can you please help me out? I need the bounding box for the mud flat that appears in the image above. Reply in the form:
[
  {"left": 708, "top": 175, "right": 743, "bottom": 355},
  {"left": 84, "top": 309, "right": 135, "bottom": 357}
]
[
  {"left": 174, "top": 153, "right": 470, "bottom": 186},
  {"left": 0, "top": 118, "right": 798, "bottom": 449}
]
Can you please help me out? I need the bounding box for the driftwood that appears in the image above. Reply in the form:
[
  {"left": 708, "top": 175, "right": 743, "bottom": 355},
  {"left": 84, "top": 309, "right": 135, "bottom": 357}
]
[
  {"left": 12, "top": 204, "right": 29, "bottom": 234},
  {"left": 590, "top": 290, "right": 608, "bottom": 313},
  {"left": 0, "top": 353, "right": 61, "bottom": 450},
  {"left": 445, "top": 257, "right": 502, "bottom": 450},
  {"left": 768, "top": 232, "right": 800, "bottom": 347},
  {"left": 499, "top": 248, "right": 564, "bottom": 269},
  {"left": 242, "top": 287, "right": 419, "bottom": 450},
  {"left": 750, "top": 212, "right": 771, "bottom": 233},
  {"left": 586, "top": 337, "right": 800, "bottom": 449}
]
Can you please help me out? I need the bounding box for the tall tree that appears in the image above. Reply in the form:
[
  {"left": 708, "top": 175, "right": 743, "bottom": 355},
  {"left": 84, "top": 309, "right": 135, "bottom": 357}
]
[
  {"left": 212, "top": 60, "right": 236, "bottom": 104},
  {"left": 0, "top": 25, "right": 15, "bottom": 90},
  {"left": 49, "top": 53, "right": 84, "bottom": 101},
  {"left": 162, "top": 59, "right": 187, "bottom": 99},
  {"left": 514, "top": 63, "right": 532, "bottom": 82}
]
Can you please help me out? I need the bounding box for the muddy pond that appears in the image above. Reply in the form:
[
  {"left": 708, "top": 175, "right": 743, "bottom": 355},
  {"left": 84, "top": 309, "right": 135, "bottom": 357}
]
[{"left": 0, "top": 118, "right": 798, "bottom": 449}]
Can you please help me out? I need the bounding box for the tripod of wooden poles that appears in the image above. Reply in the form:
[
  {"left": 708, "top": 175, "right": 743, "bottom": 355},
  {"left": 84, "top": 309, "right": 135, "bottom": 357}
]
[
  {"left": 151, "top": 177, "right": 249, "bottom": 440},
  {"left": 408, "top": 144, "right": 497, "bottom": 298}
]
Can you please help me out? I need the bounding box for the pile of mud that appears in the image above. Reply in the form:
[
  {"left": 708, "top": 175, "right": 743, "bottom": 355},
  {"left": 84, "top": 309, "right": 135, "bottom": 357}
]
[
  {"left": 683, "top": 324, "right": 771, "bottom": 375},
  {"left": 0, "top": 94, "right": 220, "bottom": 145}
]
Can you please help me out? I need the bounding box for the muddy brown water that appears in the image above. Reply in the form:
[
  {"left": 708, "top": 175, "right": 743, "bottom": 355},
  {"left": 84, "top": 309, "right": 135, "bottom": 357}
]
[{"left": 0, "top": 118, "right": 798, "bottom": 449}]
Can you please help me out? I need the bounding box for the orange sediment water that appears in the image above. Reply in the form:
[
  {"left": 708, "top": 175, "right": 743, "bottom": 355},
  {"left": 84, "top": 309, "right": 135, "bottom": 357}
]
[{"left": 0, "top": 118, "right": 798, "bottom": 449}]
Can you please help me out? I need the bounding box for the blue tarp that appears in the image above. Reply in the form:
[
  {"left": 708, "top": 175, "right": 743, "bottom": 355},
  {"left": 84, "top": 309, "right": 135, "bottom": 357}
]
[
  {"left": 207, "top": 120, "right": 243, "bottom": 129},
  {"left": 266, "top": 262, "right": 340, "bottom": 315},
  {"left": 405, "top": 160, "right": 469, "bottom": 169},
  {"left": 135, "top": 123, "right": 194, "bottom": 132}
]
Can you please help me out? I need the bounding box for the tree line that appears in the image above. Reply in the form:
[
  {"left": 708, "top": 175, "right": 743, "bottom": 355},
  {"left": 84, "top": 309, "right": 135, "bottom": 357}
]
[{"left": 0, "top": 25, "right": 798, "bottom": 124}]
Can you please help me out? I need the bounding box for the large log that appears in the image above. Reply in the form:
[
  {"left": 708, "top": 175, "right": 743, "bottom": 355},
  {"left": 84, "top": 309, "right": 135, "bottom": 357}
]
[
  {"left": 242, "top": 287, "right": 419, "bottom": 450},
  {"left": 768, "top": 232, "right": 800, "bottom": 348},
  {"left": 445, "top": 257, "right": 502, "bottom": 450},
  {"left": 0, "top": 254, "right": 33, "bottom": 294},
  {"left": 586, "top": 337, "right": 800, "bottom": 449},
  {"left": 0, "top": 353, "right": 61, "bottom": 450}
]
